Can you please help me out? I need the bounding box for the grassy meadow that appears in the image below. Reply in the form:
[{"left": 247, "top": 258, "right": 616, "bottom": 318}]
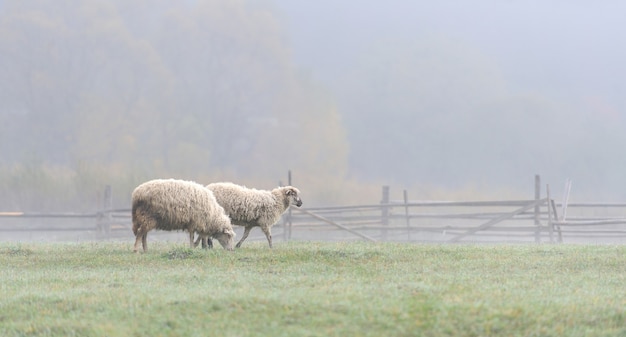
[{"left": 0, "top": 241, "right": 625, "bottom": 337}]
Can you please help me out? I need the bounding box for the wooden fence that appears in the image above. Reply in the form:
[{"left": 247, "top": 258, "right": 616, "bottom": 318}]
[
  {"left": 2, "top": 176, "right": 626, "bottom": 244},
  {"left": 284, "top": 177, "right": 626, "bottom": 244},
  {"left": 284, "top": 199, "right": 626, "bottom": 244}
]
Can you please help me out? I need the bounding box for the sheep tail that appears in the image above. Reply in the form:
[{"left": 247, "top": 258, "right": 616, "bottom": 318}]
[{"left": 131, "top": 199, "right": 143, "bottom": 236}]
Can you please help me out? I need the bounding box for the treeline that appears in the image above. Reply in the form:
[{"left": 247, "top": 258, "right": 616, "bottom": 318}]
[
  {"left": 0, "top": 1, "right": 351, "bottom": 210},
  {"left": 2, "top": 1, "right": 626, "bottom": 211}
]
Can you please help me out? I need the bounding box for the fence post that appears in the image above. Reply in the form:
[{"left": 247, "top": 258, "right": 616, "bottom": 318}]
[
  {"left": 546, "top": 184, "right": 554, "bottom": 243},
  {"left": 101, "top": 185, "right": 112, "bottom": 238},
  {"left": 381, "top": 185, "right": 390, "bottom": 241},
  {"left": 557, "top": 179, "right": 572, "bottom": 244},
  {"left": 561, "top": 179, "right": 572, "bottom": 222},
  {"left": 534, "top": 174, "right": 541, "bottom": 243},
  {"left": 287, "top": 170, "right": 293, "bottom": 240},
  {"left": 403, "top": 189, "right": 411, "bottom": 242},
  {"left": 279, "top": 179, "right": 286, "bottom": 242}
]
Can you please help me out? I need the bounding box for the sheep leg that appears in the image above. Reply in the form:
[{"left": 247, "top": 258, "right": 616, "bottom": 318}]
[
  {"left": 261, "top": 226, "right": 272, "bottom": 248},
  {"left": 141, "top": 233, "right": 148, "bottom": 252},
  {"left": 188, "top": 231, "right": 195, "bottom": 248},
  {"left": 134, "top": 232, "right": 148, "bottom": 253},
  {"left": 203, "top": 237, "right": 213, "bottom": 249},
  {"left": 133, "top": 233, "right": 143, "bottom": 253},
  {"left": 236, "top": 226, "right": 253, "bottom": 248},
  {"left": 193, "top": 235, "right": 214, "bottom": 249}
]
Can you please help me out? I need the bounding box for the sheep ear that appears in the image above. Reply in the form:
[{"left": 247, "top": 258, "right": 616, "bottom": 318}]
[{"left": 285, "top": 188, "right": 294, "bottom": 196}]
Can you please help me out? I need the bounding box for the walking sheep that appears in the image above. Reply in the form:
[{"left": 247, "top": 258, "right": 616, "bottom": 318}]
[
  {"left": 196, "top": 182, "right": 302, "bottom": 248},
  {"left": 131, "top": 179, "right": 236, "bottom": 253}
]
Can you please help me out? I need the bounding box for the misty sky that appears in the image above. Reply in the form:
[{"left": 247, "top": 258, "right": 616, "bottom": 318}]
[
  {"left": 275, "top": 1, "right": 626, "bottom": 101},
  {"left": 271, "top": 1, "right": 626, "bottom": 198}
]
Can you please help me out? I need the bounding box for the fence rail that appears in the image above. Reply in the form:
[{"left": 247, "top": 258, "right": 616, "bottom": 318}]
[{"left": 2, "top": 176, "right": 626, "bottom": 244}]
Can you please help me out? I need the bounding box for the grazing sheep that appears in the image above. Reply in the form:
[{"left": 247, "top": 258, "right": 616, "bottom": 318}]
[
  {"left": 196, "top": 182, "right": 302, "bottom": 248},
  {"left": 131, "top": 179, "right": 236, "bottom": 253}
]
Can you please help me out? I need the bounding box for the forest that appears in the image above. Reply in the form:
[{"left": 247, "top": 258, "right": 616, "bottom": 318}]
[
  {"left": 1, "top": 0, "right": 626, "bottom": 211},
  {"left": 0, "top": 1, "right": 351, "bottom": 210}
]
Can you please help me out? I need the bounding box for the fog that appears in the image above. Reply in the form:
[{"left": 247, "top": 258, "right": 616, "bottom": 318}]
[
  {"left": 278, "top": 1, "right": 626, "bottom": 98},
  {"left": 273, "top": 1, "right": 626, "bottom": 197},
  {"left": 1, "top": 0, "right": 626, "bottom": 214}
]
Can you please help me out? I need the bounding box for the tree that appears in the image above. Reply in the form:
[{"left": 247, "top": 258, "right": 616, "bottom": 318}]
[{"left": 0, "top": 0, "right": 351, "bottom": 208}]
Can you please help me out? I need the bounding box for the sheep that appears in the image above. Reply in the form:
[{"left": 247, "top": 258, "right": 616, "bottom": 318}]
[
  {"left": 195, "top": 182, "right": 302, "bottom": 249},
  {"left": 131, "top": 179, "right": 236, "bottom": 253}
]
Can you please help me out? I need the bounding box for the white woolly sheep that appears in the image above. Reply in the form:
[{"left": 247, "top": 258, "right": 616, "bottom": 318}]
[
  {"left": 196, "top": 182, "right": 302, "bottom": 249},
  {"left": 131, "top": 179, "right": 236, "bottom": 253}
]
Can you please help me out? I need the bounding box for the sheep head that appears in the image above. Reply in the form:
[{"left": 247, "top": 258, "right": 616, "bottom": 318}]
[
  {"left": 284, "top": 186, "right": 303, "bottom": 207},
  {"left": 214, "top": 227, "right": 236, "bottom": 251}
]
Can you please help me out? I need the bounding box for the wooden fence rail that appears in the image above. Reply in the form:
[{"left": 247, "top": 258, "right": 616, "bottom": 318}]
[
  {"left": 3, "top": 201, "right": 626, "bottom": 243},
  {"left": 2, "top": 176, "right": 626, "bottom": 244}
]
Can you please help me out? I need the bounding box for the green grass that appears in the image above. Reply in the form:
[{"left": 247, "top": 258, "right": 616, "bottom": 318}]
[{"left": 1, "top": 242, "right": 625, "bottom": 337}]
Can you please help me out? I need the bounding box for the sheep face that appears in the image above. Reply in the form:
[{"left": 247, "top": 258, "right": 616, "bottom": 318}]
[
  {"left": 285, "top": 187, "right": 303, "bottom": 207},
  {"left": 214, "top": 228, "right": 236, "bottom": 251}
]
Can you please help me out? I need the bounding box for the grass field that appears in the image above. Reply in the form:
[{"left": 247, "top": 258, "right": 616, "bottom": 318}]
[{"left": 1, "top": 241, "right": 625, "bottom": 337}]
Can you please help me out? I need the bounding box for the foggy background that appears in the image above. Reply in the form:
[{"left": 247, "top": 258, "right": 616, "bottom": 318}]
[
  {"left": 275, "top": 1, "right": 626, "bottom": 196},
  {"left": 1, "top": 0, "right": 626, "bottom": 215}
]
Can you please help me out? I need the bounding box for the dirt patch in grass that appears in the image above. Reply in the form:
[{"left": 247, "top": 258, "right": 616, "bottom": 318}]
[
  {"left": 1, "top": 245, "right": 34, "bottom": 257},
  {"left": 162, "top": 247, "right": 203, "bottom": 260}
]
